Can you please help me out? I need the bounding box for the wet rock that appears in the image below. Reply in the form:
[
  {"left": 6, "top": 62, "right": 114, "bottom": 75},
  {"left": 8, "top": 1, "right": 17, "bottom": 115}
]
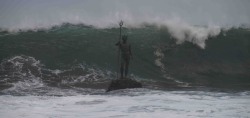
[{"left": 106, "top": 78, "right": 142, "bottom": 92}]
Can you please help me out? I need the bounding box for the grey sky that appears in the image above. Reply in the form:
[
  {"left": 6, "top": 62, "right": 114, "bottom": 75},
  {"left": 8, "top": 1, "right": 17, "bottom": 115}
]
[{"left": 0, "top": 0, "right": 250, "bottom": 30}]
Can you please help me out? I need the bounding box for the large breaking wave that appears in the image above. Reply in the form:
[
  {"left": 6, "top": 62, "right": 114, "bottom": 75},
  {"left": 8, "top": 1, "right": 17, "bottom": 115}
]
[
  {"left": 0, "top": 24, "right": 249, "bottom": 95},
  {"left": 0, "top": 0, "right": 250, "bottom": 95}
]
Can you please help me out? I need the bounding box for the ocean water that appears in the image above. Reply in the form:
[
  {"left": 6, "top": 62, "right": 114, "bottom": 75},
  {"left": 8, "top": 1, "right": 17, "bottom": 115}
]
[{"left": 1, "top": 0, "right": 250, "bottom": 118}]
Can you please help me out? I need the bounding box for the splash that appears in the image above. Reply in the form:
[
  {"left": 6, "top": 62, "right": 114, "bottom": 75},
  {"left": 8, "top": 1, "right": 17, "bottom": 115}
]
[{"left": 157, "top": 19, "right": 221, "bottom": 49}]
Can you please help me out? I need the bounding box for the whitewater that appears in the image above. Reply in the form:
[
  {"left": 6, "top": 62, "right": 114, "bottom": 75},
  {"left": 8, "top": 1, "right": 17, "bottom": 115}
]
[
  {"left": 0, "top": 90, "right": 250, "bottom": 118},
  {"left": 1, "top": 0, "right": 250, "bottom": 118}
]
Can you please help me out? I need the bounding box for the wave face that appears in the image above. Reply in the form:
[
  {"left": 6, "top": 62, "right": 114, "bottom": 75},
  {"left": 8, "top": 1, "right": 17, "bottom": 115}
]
[{"left": 0, "top": 24, "right": 250, "bottom": 95}]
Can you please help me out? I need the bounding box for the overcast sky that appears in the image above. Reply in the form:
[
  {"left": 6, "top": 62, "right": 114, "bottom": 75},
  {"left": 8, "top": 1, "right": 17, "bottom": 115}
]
[{"left": 0, "top": 0, "right": 250, "bottom": 30}]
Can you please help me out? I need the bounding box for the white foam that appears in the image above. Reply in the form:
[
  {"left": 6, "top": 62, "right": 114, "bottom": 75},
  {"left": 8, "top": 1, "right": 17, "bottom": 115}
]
[
  {"left": 157, "top": 19, "right": 221, "bottom": 49},
  {"left": 0, "top": 90, "right": 249, "bottom": 118},
  {"left": 4, "top": 77, "right": 44, "bottom": 92},
  {"left": 154, "top": 47, "right": 188, "bottom": 85}
]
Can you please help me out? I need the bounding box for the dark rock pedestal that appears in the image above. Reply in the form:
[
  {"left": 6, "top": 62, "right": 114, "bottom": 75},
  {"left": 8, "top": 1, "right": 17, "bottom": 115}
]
[{"left": 106, "top": 78, "right": 142, "bottom": 92}]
